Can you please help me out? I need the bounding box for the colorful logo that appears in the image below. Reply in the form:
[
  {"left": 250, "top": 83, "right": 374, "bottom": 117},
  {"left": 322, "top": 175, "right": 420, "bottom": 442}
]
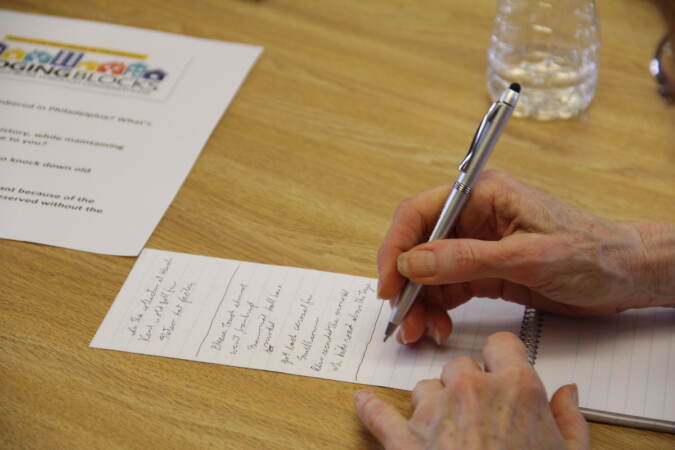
[{"left": 0, "top": 35, "right": 169, "bottom": 95}]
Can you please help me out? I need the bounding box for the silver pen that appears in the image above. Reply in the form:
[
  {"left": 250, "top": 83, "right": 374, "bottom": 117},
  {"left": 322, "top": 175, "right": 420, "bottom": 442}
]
[{"left": 383, "top": 83, "right": 521, "bottom": 342}]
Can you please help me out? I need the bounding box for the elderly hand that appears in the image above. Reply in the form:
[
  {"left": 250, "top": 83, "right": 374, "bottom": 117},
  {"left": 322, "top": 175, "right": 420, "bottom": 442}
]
[
  {"left": 377, "top": 170, "right": 675, "bottom": 344},
  {"left": 355, "top": 332, "right": 589, "bottom": 450}
]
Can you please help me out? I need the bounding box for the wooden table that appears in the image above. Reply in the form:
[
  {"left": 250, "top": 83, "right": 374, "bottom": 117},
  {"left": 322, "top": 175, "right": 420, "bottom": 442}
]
[{"left": 2, "top": 0, "right": 674, "bottom": 448}]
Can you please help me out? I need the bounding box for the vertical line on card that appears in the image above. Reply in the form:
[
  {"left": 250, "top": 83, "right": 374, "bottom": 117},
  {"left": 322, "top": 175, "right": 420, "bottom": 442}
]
[
  {"left": 355, "top": 300, "right": 385, "bottom": 382},
  {"left": 195, "top": 265, "right": 240, "bottom": 357}
]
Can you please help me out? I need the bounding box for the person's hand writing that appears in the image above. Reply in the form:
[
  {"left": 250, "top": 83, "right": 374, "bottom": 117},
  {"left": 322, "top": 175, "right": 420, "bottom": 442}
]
[
  {"left": 378, "top": 170, "right": 675, "bottom": 344},
  {"left": 355, "top": 332, "right": 589, "bottom": 450}
]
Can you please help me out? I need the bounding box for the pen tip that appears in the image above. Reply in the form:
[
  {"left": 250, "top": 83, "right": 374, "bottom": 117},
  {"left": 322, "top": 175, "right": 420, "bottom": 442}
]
[
  {"left": 383, "top": 322, "right": 397, "bottom": 342},
  {"left": 509, "top": 83, "right": 521, "bottom": 93}
]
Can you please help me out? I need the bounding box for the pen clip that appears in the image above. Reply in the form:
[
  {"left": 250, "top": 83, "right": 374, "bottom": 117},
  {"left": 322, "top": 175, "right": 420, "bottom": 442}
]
[{"left": 459, "top": 102, "right": 499, "bottom": 172}]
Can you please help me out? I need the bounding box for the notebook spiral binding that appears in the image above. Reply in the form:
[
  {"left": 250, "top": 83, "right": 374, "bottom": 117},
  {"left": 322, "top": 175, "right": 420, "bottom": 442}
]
[{"left": 518, "top": 307, "right": 543, "bottom": 365}]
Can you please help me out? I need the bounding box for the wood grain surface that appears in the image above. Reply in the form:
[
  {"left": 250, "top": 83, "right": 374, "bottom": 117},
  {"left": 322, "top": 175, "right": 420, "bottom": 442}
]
[{"left": 1, "top": 0, "right": 674, "bottom": 448}]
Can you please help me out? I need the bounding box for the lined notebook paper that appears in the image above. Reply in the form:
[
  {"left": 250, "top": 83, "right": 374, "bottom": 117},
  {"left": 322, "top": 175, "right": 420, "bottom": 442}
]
[
  {"left": 535, "top": 308, "right": 675, "bottom": 431},
  {"left": 91, "top": 249, "right": 522, "bottom": 390}
]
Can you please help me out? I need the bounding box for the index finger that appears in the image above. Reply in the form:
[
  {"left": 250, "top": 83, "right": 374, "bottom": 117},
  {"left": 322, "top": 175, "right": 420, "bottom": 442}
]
[
  {"left": 377, "top": 184, "right": 452, "bottom": 299},
  {"left": 481, "top": 331, "right": 530, "bottom": 373}
]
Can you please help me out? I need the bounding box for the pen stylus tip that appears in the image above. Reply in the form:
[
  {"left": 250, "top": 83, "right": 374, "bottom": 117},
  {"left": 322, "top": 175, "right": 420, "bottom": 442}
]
[{"left": 509, "top": 82, "right": 521, "bottom": 93}]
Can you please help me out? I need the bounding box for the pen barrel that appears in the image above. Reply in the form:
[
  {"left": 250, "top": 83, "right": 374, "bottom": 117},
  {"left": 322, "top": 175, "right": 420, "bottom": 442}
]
[
  {"left": 428, "top": 181, "right": 471, "bottom": 241},
  {"left": 462, "top": 103, "right": 515, "bottom": 186}
]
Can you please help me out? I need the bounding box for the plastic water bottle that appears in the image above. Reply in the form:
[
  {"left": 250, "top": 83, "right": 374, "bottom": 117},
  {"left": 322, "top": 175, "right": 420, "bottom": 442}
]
[{"left": 487, "top": 0, "right": 600, "bottom": 120}]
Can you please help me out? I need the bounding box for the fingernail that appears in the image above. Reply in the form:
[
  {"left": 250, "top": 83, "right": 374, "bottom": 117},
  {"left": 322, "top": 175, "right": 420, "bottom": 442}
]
[
  {"left": 569, "top": 383, "right": 579, "bottom": 407},
  {"left": 398, "top": 250, "right": 436, "bottom": 278},
  {"left": 425, "top": 317, "right": 443, "bottom": 346}
]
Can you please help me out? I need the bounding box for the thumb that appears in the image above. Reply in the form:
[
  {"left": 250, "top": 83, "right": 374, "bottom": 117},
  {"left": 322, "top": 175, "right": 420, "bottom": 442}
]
[
  {"left": 550, "top": 384, "right": 589, "bottom": 450},
  {"left": 397, "top": 238, "right": 510, "bottom": 285}
]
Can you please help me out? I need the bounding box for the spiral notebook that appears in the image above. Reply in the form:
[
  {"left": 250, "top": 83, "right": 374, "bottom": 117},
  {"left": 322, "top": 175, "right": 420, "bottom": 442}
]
[
  {"left": 91, "top": 249, "right": 675, "bottom": 434},
  {"left": 521, "top": 307, "right": 675, "bottom": 433}
]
